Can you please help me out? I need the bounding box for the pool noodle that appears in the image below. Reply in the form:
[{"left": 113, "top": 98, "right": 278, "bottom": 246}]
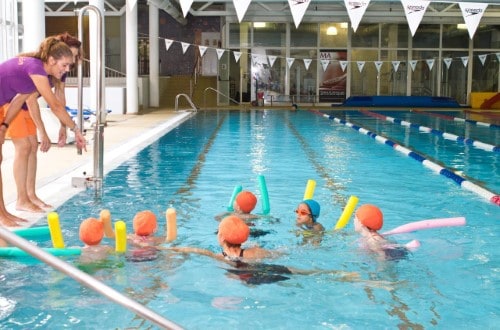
[
  {"left": 166, "top": 208, "right": 177, "bottom": 242},
  {"left": 47, "top": 212, "right": 65, "bottom": 248},
  {"left": 13, "top": 226, "right": 50, "bottom": 239},
  {"left": 382, "top": 217, "right": 466, "bottom": 236},
  {"left": 227, "top": 185, "right": 243, "bottom": 211},
  {"left": 258, "top": 175, "right": 270, "bottom": 215},
  {"left": 334, "top": 195, "right": 359, "bottom": 230},
  {"left": 100, "top": 209, "right": 115, "bottom": 239},
  {"left": 303, "top": 179, "right": 316, "bottom": 200},
  {"left": 0, "top": 247, "right": 81, "bottom": 258},
  {"left": 115, "top": 220, "right": 127, "bottom": 253}
]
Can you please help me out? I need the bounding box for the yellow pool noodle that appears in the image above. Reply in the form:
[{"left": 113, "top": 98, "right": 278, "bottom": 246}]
[
  {"left": 114, "top": 220, "right": 127, "bottom": 253},
  {"left": 166, "top": 208, "right": 177, "bottom": 242},
  {"left": 303, "top": 179, "right": 316, "bottom": 200},
  {"left": 334, "top": 195, "right": 359, "bottom": 230},
  {"left": 47, "top": 212, "right": 65, "bottom": 248},
  {"left": 100, "top": 209, "right": 115, "bottom": 239}
]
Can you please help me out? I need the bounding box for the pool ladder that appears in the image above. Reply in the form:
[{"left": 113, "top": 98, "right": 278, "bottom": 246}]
[{"left": 175, "top": 93, "right": 198, "bottom": 112}]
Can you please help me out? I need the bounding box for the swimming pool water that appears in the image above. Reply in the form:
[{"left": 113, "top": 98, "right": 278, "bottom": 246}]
[{"left": 1, "top": 109, "right": 498, "bottom": 329}]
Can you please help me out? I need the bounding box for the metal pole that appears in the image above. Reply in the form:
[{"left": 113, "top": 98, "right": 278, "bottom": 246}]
[
  {"left": 78, "top": 5, "right": 104, "bottom": 193},
  {"left": 0, "top": 227, "right": 183, "bottom": 330}
]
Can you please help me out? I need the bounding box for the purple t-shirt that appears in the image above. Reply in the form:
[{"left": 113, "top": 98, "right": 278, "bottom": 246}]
[{"left": 0, "top": 57, "right": 47, "bottom": 106}]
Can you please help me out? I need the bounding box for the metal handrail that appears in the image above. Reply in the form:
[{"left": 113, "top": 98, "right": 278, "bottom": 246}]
[
  {"left": 175, "top": 93, "right": 198, "bottom": 112},
  {"left": 203, "top": 87, "right": 240, "bottom": 108},
  {"left": 0, "top": 227, "right": 183, "bottom": 330}
]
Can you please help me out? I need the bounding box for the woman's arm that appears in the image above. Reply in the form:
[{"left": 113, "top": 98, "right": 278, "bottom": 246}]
[
  {"left": 26, "top": 93, "right": 51, "bottom": 152},
  {"left": 53, "top": 78, "right": 68, "bottom": 147}
]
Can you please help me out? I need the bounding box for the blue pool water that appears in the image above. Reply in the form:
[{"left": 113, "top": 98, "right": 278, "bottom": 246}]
[{"left": 1, "top": 109, "right": 498, "bottom": 329}]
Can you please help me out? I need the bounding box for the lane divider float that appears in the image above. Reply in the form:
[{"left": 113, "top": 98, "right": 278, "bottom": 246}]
[{"left": 411, "top": 109, "right": 499, "bottom": 128}]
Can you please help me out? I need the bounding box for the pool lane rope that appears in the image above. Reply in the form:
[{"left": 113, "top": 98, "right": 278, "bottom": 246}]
[
  {"left": 308, "top": 109, "right": 500, "bottom": 206},
  {"left": 360, "top": 109, "right": 499, "bottom": 153},
  {"left": 411, "top": 109, "right": 499, "bottom": 129}
]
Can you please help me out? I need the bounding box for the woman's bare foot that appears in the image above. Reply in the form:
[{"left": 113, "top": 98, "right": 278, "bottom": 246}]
[
  {"left": 0, "top": 214, "right": 20, "bottom": 227},
  {"left": 16, "top": 202, "right": 45, "bottom": 213},
  {"left": 33, "top": 199, "right": 52, "bottom": 210}
]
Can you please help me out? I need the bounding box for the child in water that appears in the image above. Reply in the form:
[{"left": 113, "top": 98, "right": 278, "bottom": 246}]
[
  {"left": 215, "top": 190, "right": 259, "bottom": 221},
  {"left": 295, "top": 199, "right": 324, "bottom": 232},
  {"left": 79, "top": 217, "right": 113, "bottom": 263}
]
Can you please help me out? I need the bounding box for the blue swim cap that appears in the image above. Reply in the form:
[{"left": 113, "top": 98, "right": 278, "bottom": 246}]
[{"left": 303, "top": 199, "right": 320, "bottom": 221}]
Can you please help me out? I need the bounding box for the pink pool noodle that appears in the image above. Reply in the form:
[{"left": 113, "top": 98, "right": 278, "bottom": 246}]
[{"left": 382, "top": 217, "right": 466, "bottom": 236}]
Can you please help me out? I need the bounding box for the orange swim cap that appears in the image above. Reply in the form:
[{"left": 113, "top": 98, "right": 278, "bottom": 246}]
[
  {"left": 355, "top": 204, "right": 383, "bottom": 230},
  {"left": 133, "top": 210, "right": 157, "bottom": 236},
  {"left": 235, "top": 191, "right": 257, "bottom": 213},
  {"left": 79, "top": 217, "right": 104, "bottom": 246},
  {"left": 218, "top": 215, "right": 250, "bottom": 245}
]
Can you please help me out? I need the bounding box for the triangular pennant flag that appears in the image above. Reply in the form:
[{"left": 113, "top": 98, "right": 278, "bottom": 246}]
[
  {"left": 339, "top": 61, "right": 348, "bottom": 72},
  {"left": 216, "top": 48, "right": 225, "bottom": 60},
  {"left": 127, "top": 0, "right": 137, "bottom": 11},
  {"left": 251, "top": 54, "right": 259, "bottom": 66},
  {"left": 344, "top": 0, "right": 371, "bottom": 33},
  {"left": 426, "top": 58, "right": 435, "bottom": 71},
  {"left": 286, "top": 57, "right": 295, "bottom": 69},
  {"left": 180, "top": 0, "right": 194, "bottom": 18},
  {"left": 233, "top": 51, "right": 242, "bottom": 63},
  {"left": 198, "top": 45, "right": 207, "bottom": 57},
  {"left": 233, "top": 0, "right": 252, "bottom": 23},
  {"left": 268, "top": 55, "right": 277, "bottom": 67},
  {"left": 374, "top": 61, "right": 383, "bottom": 73},
  {"left": 409, "top": 60, "right": 418, "bottom": 72},
  {"left": 392, "top": 60, "right": 401, "bottom": 72},
  {"left": 443, "top": 58, "right": 453, "bottom": 69},
  {"left": 461, "top": 56, "right": 469, "bottom": 67},
  {"left": 478, "top": 54, "right": 487, "bottom": 66},
  {"left": 165, "top": 39, "right": 173, "bottom": 51},
  {"left": 303, "top": 59, "right": 312, "bottom": 70},
  {"left": 181, "top": 42, "right": 190, "bottom": 54},
  {"left": 357, "top": 61, "right": 366, "bottom": 73},
  {"left": 288, "top": 0, "right": 312, "bottom": 29},
  {"left": 320, "top": 59, "right": 330, "bottom": 72},
  {"left": 401, "top": 0, "right": 430, "bottom": 36},
  {"left": 459, "top": 2, "right": 488, "bottom": 39}
]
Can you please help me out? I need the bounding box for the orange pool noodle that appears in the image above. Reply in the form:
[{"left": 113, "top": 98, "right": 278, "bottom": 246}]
[
  {"left": 79, "top": 217, "right": 104, "bottom": 246},
  {"left": 355, "top": 204, "right": 384, "bottom": 231},
  {"left": 235, "top": 191, "right": 257, "bottom": 213},
  {"left": 218, "top": 215, "right": 250, "bottom": 245},
  {"left": 100, "top": 209, "right": 115, "bottom": 239},
  {"left": 133, "top": 210, "right": 157, "bottom": 236}
]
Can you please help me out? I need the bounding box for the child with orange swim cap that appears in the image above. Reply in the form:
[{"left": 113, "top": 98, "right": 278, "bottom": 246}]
[
  {"left": 215, "top": 190, "right": 259, "bottom": 222},
  {"left": 78, "top": 217, "right": 112, "bottom": 263},
  {"left": 127, "top": 210, "right": 168, "bottom": 248}
]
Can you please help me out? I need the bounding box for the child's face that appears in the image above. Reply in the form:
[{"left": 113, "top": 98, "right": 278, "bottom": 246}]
[{"left": 295, "top": 203, "right": 313, "bottom": 226}]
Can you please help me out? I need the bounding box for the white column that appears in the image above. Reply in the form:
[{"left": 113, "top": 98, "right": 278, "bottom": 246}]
[
  {"left": 89, "top": 0, "right": 105, "bottom": 120},
  {"left": 149, "top": 4, "right": 159, "bottom": 108},
  {"left": 22, "top": 0, "right": 45, "bottom": 52},
  {"left": 126, "top": 0, "right": 139, "bottom": 114}
]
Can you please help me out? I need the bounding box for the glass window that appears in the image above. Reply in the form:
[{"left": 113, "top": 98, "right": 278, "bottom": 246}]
[
  {"left": 474, "top": 25, "right": 500, "bottom": 49},
  {"left": 251, "top": 49, "right": 286, "bottom": 102},
  {"left": 291, "top": 23, "right": 318, "bottom": 47},
  {"left": 411, "top": 50, "right": 439, "bottom": 96},
  {"left": 442, "top": 24, "right": 469, "bottom": 49},
  {"left": 350, "top": 49, "right": 378, "bottom": 95},
  {"left": 290, "top": 49, "right": 318, "bottom": 103},
  {"left": 441, "top": 51, "right": 469, "bottom": 104},
  {"left": 379, "top": 50, "right": 408, "bottom": 96},
  {"left": 381, "top": 24, "right": 409, "bottom": 48},
  {"left": 254, "top": 23, "right": 286, "bottom": 47},
  {"left": 472, "top": 51, "right": 499, "bottom": 92},
  {"left": 229, "top": 23, "right": 251, "bottom": 48},
  {"left": 319, "top": 23, "right": 348, "bottom": 48},
  {"left": 351, "top": 24, "right": 379, "bottom": 48},
  {"left": 413, "top": 24, "right": 440, "bottom": 48}
]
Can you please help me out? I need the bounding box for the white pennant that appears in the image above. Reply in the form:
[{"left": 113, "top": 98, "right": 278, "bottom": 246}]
[
  {"left": 320, "top": 59, "right": 330, "bottom": 72},
  {"left": 181, "top": 42, "right": 190, "bottom": 54},
  {"left": 461, "top": 56, "right": 469, "bottom": 67},
  {"left": 127, "top": 0, "right": 137, "bottom": 11},
  {"left": 478, "top": 54, "right": 487, "bottom": 66},
  {"left": 233, "top": 0, "right": 252, "bottom": 23},
  {"left": 303, "top": 59, "right": 312, "bottom": 70},
  {"left": 251, "top": 54, "right": 259, "bottom": 66},
  {"left": 165, "top": 39, "right": 173, "bottom": 51},
  {"left": 180, "top": 0, "right": 194, "bottom": 17},
  {"left": 392, "top": 60, "right": 401, "bottom": 72},
  {"left": 233, "top": 51, "right": 242, "bottom": 63},
  {"left": 459, "top": 2, "right": 488, "bottom": 39},
  {"left": 288, "top": 0, "right": 312, "bottom": 29},
  {"left": 401, "top": 0, "right": 430, "bottom": 36},
  {"left": 216, "top": 49, "right": 225, "bottom": 60},
  {"left": 357, "top": 61, "right": 366, "bottom": 73},
  {"left": 443, "top": 58, "right": 453, "bottom": 69},
  {"left": 198, "top": 46, "right": 207, "bottom": 57},
  {"left": 374, "top": 61, "right": 383, "bottom": 73},
  {"left": 409, "top": 60, "right": 418, "bottom": 72},
  {"left": 339, "top": 61, "right": 348, "bottom": 72},
  {"left": 268, "top": 55, "right": 277, "bottom": 67},
  {"left": 426, "top": 58, "right": 435, "bottom": 71},
  {"left": 344, "top": 0, "right": 371, "bottom": 33},
  {"left": 286, "top": 57, "right": 295, "bottom": 68}
]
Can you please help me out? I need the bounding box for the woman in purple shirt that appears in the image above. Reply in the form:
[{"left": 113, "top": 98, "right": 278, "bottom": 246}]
[{"left": 0, "top": 36, "right": 87, "bottom": 226}]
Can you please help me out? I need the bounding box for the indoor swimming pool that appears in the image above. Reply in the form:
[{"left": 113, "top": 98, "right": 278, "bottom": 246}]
[{"left": 0, "top": 109, "right": 498, "bottom": 329}]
